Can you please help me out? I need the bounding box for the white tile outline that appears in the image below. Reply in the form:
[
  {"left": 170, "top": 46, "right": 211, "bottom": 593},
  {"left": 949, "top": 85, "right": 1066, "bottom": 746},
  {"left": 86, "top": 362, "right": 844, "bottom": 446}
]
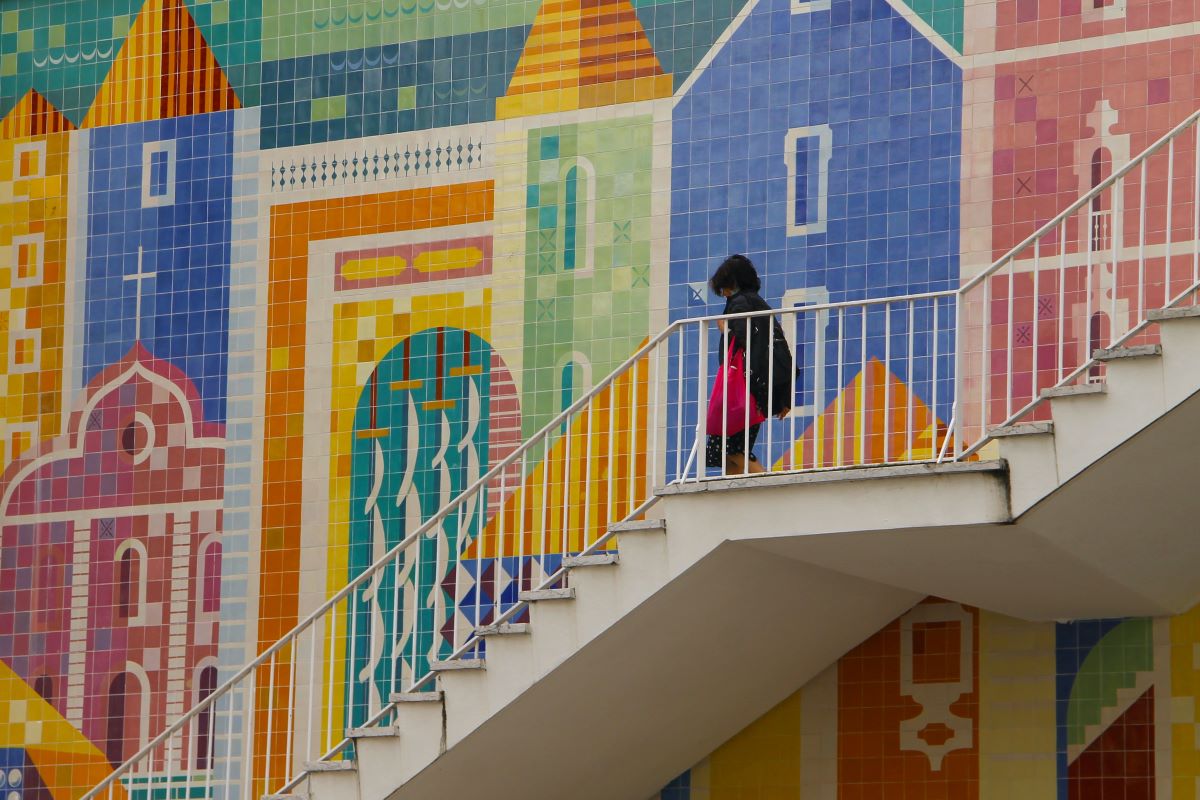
[
  {"left": 141, "top": 139, "right": 176, "bottom": 208},
  {"left": 11, "top": 232, "right": 44, "bottom": 288},
  {"left": 784, "top": 124, "right": 833, "bottom": 237},
  {"left": 12, "top": 140, "right": 46, "bottom": 180},
  {"left": 7, "top": 308, "right": 41, "bottom": 374}
]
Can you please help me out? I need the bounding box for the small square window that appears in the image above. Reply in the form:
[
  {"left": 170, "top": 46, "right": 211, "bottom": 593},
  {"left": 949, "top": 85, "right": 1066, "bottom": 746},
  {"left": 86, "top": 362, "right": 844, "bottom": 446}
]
[
  {"left": 5, "top": 423, "right": 37, "bottom": 464},
  {"left": 13, "top": 141, "right": 45, "bottom": 180},
  {"left": 11, "top": 234, "right": 43, "bottom": 287},
  {"left": 141, "top": 140, "right": 176, "bottom": 208}
]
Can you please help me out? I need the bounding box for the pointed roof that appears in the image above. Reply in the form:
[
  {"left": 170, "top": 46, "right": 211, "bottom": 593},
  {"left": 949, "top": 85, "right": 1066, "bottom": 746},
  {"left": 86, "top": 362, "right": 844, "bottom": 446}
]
[
  {"left": 82, "top": 0, "right": 239, "bottom": 129},
  {"left": 0, "top": 89, "right": 74, "bottom": 139},
  {"left": 496, "top": 0, "right": 672, "bottom": 119}
]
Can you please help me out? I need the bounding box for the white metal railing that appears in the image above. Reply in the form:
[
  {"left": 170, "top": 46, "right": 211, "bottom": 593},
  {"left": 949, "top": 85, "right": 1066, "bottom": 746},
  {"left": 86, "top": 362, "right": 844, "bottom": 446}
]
[{"left": 83, "top": 107, "right": 1200, "bottom": 799}]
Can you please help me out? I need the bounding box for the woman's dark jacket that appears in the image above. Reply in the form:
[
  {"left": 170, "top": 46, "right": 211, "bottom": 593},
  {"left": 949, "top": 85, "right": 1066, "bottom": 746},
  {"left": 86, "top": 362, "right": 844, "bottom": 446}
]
[{"left": 719, "top": 290, "right": 793, "bottom": 417}]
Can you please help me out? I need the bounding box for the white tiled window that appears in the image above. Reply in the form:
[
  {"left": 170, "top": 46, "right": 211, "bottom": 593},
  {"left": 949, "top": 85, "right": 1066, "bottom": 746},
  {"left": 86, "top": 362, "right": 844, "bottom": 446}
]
[
  {"left": 13, "top": 140, "right": 46, "bottom": 180},
  {"left": 11, "top": 232, "right": 44, "bottom": 287},
  {"left": 141, "top": 140, "right": 176, "bottom": 208},
  {"left": 791, "top": 0, "right": 830, "bottom": 13},
  {"left": 784, "top": 125, "right": 833, "bottom": 237}
]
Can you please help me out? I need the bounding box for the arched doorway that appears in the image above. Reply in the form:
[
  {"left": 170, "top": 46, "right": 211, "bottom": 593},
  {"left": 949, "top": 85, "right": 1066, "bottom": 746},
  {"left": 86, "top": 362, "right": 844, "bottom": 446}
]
[
  {"left": 105, "top": 672, "right": 128, "bottom": 768},
  {"left": 344, "top": 327, "right": 501, "bottom": 728}
]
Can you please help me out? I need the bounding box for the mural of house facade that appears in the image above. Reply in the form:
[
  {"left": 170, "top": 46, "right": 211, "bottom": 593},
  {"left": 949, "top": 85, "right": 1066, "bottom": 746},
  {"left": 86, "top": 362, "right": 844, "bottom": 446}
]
[{"left": 0, "top": 0, "right": 1199, "bottom": 796}]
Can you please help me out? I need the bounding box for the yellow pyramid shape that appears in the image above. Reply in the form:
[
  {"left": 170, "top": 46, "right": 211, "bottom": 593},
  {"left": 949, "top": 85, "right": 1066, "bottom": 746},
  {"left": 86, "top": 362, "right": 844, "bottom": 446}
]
[
  {"left": 0, "top": 89, "right": 74, "bottom": 139},
  {"left": 83, "top": 0, "right": 239, "bottom": 129}
]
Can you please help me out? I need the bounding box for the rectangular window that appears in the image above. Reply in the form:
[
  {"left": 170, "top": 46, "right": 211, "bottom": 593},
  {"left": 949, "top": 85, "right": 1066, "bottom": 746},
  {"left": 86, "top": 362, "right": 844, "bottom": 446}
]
[
  {"left": 13, "top": 141, "right": 45, "bottom": 179},
  {"left": 12, "top": 233, "right": 43, "bottom": 286},
  {"left": 141, "top": 140, "right": 176, "bottom": 208},
  {"left": 7, "top": 310, "right": 39, "bottom": 374},
  {"left": 791, "top": 0, "right": 830, "bottom": 12},
  {"left": 784, "top": 125, "right": 833, "bottom": 236},
  {"left": 149, "top": 150, "right": 169, "bottom": 197}
]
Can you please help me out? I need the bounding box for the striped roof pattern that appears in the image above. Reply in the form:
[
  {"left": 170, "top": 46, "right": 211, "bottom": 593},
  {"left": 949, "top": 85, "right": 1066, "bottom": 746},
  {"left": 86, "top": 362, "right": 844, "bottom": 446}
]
[
  {"left": 0, "top": 89, "right": 74, "bottom": 139},
  {"left": 83, "top": 0, "right": 240, "bottom": 129},
  {"left": 498, "top": 0, "right": 672, "bottom": 116}
]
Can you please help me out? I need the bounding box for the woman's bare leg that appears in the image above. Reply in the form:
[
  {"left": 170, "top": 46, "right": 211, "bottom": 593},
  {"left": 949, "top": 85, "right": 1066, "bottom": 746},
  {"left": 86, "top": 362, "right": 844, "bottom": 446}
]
[{"left": 726, "top": 454, "right": 765, "bottom": 474}]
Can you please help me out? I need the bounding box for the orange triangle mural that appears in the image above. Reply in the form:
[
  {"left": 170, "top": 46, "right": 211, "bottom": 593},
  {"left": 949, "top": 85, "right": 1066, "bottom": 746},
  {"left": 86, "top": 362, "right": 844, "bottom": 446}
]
[
  {"left": 82, "top": 0, "right": 239, "bottom": 129},
  {"left": 0, "top": 89, "right": 75, "bottom": 139},
  {"left": 775, "top": 358, "right": 957, "bottom": 471},
  {"left": 496, "top": 0, "right": 673, "bottom": 119}
]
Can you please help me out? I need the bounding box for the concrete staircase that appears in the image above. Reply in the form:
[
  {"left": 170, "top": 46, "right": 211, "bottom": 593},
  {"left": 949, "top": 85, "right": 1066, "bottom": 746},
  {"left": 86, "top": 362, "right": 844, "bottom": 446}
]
[{"left": 284, "top": 310, "right": 1200, "bottom": 800}]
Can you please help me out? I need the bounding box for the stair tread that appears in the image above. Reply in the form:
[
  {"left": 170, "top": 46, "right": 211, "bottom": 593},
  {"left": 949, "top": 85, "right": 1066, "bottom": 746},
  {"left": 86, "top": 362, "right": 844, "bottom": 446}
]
[
  {"left": 1149, "top": 306, "right": 1200, "bottom": 321},
  {"left": 518, "top": 588, "right": 576, "bottom": 601},
  {"left": 305, "top": 760, "right": 356, "bottom": 772},
  {"left": 563, "top": 553, "right": 620, "bottom": 568},
  {"left": 609, "top": 518, "right": 666, "bottom": 534},
  {"left": 430, "top": 658, "right": 485, "bottom": 671},
  {"left": 476, "top": 622, "right": 531, "bottom": 636},
  {"left": 1094, "top": 344, "right": 1161, "bottom": 361},
  {"left": 348, "top": 725, "right": 399, "bottom": 739},
  {"left": 1041, "top": 383, "right": 1106, "bottom": 399},
  {"left": 389, "top": 690, "right": 443, "bottom": 703},
  {"left": 990, "top": 421, "right": 1054, "bottom": 438}
]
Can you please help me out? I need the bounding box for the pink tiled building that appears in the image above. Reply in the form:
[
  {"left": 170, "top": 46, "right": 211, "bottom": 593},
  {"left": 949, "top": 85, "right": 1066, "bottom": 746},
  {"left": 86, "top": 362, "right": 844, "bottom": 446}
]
[{"left": 0, "top": 343, "right": 225, "bottom": 768}]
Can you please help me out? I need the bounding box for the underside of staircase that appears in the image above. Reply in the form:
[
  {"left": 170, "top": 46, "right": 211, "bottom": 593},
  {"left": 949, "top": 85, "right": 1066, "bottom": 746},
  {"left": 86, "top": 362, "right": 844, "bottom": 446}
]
[{"left": 294, "top": 310, "right": 1200, "bottom": 800}]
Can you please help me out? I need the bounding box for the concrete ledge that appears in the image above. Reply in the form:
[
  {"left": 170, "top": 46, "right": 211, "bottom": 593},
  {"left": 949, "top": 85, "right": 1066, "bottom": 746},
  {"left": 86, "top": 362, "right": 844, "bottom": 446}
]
[
  {"left": 476, "top": 623, "right": 531, "bottom": 636},
  {"left": 1041, "top": 383, "right": 1106, "bottom": 399},
  {"left": 564, "top": 553, "right": 620, "bottom": 568},
  {"left": 990, "top": 421, "right": 1054, "bottom": 438},
  {"left": 518, "top": 588, "right": 576, "bottom": 602},
  {"left": 610, "top": 519, "right": 666, "bottom": 534},
  {"left": 1095, "top": 344, "right": 1161, "bottom": 361},
  {"left": 348, "top": 725, "right": 399, "bottom": 739},
  {"left": 305, "top": 761, "right": 356, "bottom": 772},
  {"left": 657, "top": 460, "right": 1005, "bottom": 496},
  {"left": 430, "top": 659, "right": 485, "bottom": 671},
  {"left": 389, "top": 691, "right": 443, "bottom": 703},
  {"left": 1149, "top": 306, "right": 1200, "bottom": 321}
]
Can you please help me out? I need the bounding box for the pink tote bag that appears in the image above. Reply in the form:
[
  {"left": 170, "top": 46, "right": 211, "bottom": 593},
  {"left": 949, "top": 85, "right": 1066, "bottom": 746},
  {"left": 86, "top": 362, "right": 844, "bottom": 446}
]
[{"left": 706, "top": 341, "right": 766, "bottom": 436}]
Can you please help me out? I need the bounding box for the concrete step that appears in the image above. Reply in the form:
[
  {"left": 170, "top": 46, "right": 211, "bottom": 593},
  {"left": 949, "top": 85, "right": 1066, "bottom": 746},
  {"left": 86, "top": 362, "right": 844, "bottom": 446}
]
[
  {"left": 989, "top": 421, "right": 1053, "bottom": 438},
  {"left": 1041, "top": 383, "right": 1106, "bottom": 399},
  {"left": 476, "top": 622, "right": 531, "bottom": 636},
  {"left": 347, "top": 725, "right": 399, "bottom": 739},
  {"left": 430, "top": 659, "right": 485, "bottom": 671},
  {"left": 388, "top": 690, "right": 442, "bottom": 704},
  {"left": 518, "top": 588, "right": 576, "bottom": 602},
  {"left": 305, "top": 759, "right": 358, "bottom": 800},
  {"left": 610, "top": 518, "right": 667, "bottom": 535},
  {"left": 563, "top": 553, "right": 620, "bottom": 568},
  {"left": 1148, "top": 305, "right": 1200, "bottom": 321},
  {"left": 1094, "top": 344, "right": 1161, "bottom": 361}
]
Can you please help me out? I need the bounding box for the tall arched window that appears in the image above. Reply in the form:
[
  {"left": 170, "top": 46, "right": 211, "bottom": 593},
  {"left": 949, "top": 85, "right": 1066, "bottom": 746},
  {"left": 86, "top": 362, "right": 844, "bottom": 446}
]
[
  {"left": 200, "top": 540, "right": 222, "bottom": 614},
  {"left": 1089, "top": 312, "right": 1109, "bottom": 380},
  {"left": 114, "top": 539, "right": 146, "bottom": 624},
  {"left": 195, "top": 665, "right": 218, "bottom": 769},
  {"left": 105, "top": 673, "right": 128, "bottom": 767},
  {"left": 559, "top": 158, "right": 595, "bottom": 274},
  {"left": 1090, "top": 148, "right": 1112, "bottom": 252}
]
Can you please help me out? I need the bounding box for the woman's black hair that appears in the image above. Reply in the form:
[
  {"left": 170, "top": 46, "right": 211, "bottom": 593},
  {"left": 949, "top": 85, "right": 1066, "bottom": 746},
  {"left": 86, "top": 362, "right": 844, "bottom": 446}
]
[{"left": 709, "top": 254, "right": 761, "bottom": 295}]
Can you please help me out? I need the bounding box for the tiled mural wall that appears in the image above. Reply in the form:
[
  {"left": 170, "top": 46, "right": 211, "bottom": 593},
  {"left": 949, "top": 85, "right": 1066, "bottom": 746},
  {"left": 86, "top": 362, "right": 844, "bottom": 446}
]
[{"left": 0, "top": 0, "right": 1198, "bottom": 796}]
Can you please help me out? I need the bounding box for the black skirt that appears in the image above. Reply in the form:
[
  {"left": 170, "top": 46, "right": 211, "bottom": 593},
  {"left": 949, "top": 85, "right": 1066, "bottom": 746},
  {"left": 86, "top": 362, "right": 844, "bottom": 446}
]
[{"left": 705, "top": 423, "right": 761, "bottom": 469}]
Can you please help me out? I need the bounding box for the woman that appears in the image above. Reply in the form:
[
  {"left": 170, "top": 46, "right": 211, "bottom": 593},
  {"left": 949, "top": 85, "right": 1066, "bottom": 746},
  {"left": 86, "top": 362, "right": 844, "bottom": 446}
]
[{"left": 706, "top": 254, "right": 793, "bottom": 474}]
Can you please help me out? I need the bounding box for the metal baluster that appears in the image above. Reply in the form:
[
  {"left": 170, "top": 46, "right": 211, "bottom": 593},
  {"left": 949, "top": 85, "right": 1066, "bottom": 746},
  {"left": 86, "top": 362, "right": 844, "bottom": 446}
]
[
  {"left": 1005, "top": 259, "right": 1014, "bottom": 419},
  {"left": 791, "top": 309, "right": 800, "bottom": 468},
  {"left": 1033, "top": 239, "right": 1040, "bottom": 402},
  {"left": 539, "top": 439, "right": 550, "bottom": 583},
  {"left": 498, "top": 469, "right": 508, "bottom": 622},
  {"left": 721, "top": 323, "right": 729, "bottom": 477},
  {"left": 1111, "top": 176, "right": 1121, "bottom": 347},
  {"left": 836, "top": 308, "right": 845, "bottom": 466},
  {"left": 327, "top": 603, "right": 337, "bottom": 742},
  {"left": 285, "top": 640, "right": 297, "bottom": 785},
  {"left": 1059, "top": 218, "right": 1068, "bottom": 382},
  {"left": 884, "top": 304, "right": 892, "bottom": 463},
  {"left": 518, "top": 452, "right": 527, "bottom": 602},
  {"left": 674, "top": 334, "right": 683, "bottom": 480},
  {"left": 264, "top": 653, "right": 276, "bottom": 791},
  {"left": 743, "top": 317, "right": 752, "bottom": 475},
  {"left": 696, "top": 323, "right": 709, "bottom": 482},
  {"left": 242, "top": 672, "right": 256, "bottom": 800},
  {"left": 1138, "top": 159, "right": 1148, "bottom": 319},
  {"left": 307, "top": 621, "right": 318, "bottom": 765},
  {"left": 767, "top": 313, "right": 776, "bottom": 470},
  {"left": 629, "top": 357, "right": 640, "bottom": 513},
  {"left": 858, "top": 307, "right": 866, "bottom": 464},
  {"left": 561, "top": 405, "right": 573, "bottom": 560},
  {"left": 906, "top": 300, "right": 914, "bottom": 460},
  {"left": 1164, "top": 139, "right": 1175, "bottom": 309},
  {"left": 583, "top": 402, "right": 594, "bottom": 549},
  {"left": 932, "top": 298, "right": 940, "bottom": 457}
]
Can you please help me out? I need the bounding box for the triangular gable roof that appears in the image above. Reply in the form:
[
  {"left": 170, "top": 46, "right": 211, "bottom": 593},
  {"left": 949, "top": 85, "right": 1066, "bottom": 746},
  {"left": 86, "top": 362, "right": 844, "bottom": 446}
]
[
  {"left": 0, "top": 89, "right": 74, "bottom": 139},
  {"left": 496, "top": 0, "right": 672, "bottom": 119},
  {"left": 82, "top": 0, "right": 239, "bottom": 129}
]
